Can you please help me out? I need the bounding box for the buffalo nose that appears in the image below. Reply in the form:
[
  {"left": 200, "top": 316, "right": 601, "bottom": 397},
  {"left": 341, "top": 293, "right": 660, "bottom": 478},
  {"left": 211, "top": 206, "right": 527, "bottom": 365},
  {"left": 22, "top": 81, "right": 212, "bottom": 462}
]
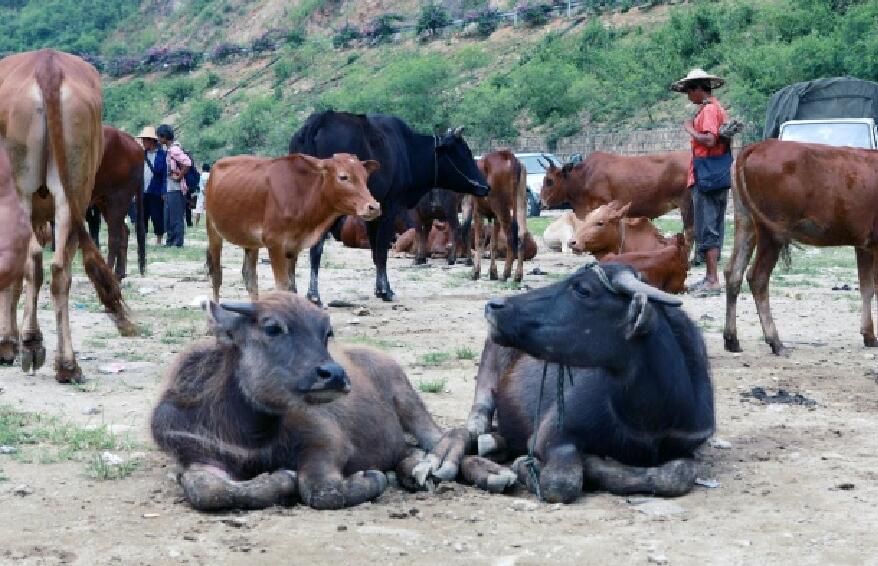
[
  {"left": 316, "top": 362, "right": 350, "bottom": 392},
  {"left": 486, "top": 297, "right": 506, "bottom": 311}
]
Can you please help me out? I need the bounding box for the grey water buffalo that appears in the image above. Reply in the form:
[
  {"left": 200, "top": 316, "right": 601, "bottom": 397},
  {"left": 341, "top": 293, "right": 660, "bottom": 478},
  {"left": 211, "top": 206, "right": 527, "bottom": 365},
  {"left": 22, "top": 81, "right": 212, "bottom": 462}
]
[
  {"left": 151, "top": 292, "right": 470, "bottom": 511},
  {"left": 438, "top": 263, "right": 714, "bottom": 503}
]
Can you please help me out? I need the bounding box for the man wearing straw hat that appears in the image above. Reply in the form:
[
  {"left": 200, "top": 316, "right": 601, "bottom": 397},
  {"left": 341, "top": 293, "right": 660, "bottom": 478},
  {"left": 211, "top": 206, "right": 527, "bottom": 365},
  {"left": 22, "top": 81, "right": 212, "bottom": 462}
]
[
  {"left": 671, "top": 68, "right": 731, "bottom": 297},
  {"left": 136, "top": 126, "right": 168, "bottom": 246}
]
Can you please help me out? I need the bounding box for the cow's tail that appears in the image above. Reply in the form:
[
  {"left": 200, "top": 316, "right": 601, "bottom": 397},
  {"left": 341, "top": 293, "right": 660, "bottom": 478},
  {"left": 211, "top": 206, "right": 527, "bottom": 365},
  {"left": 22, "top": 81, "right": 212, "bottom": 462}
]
[
  {"left": 509, "top": 156, "right": 524, "bottom": 253},
  {"left": 135, "top": 171, "right": 146, "bottom": 276},
  {"left": 459, "top": 195, "right": 474, "bottom": 255},
  {"left": 36, "top": 54, "right": 136, "bottom": 336}
]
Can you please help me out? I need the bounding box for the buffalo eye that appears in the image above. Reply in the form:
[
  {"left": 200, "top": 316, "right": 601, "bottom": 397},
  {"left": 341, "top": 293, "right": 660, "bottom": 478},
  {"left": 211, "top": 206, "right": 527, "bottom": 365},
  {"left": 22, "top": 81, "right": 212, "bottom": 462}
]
[
  {"left": 596, "top": 221, "right": 605, "bottom": 227},
  {"left": 573, "top": 281, "right": 592, "bottom": 298},
  {"left": 262, "top": 320, "right": 285, "bottom": 337}
]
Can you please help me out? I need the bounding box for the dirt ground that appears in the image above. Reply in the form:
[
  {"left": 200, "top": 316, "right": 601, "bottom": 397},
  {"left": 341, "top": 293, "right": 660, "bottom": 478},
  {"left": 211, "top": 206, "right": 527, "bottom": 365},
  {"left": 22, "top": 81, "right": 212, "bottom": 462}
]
[{"left": 1, "top": 212, "right": 877, "bottom": 566}]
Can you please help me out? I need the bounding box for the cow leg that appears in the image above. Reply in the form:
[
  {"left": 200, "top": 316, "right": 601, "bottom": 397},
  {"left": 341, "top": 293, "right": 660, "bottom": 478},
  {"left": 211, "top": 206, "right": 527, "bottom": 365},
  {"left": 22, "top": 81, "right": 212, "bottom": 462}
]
[
  {"left": 85, "top": 205, "right": 101, "bottom": 248},
  {"left": 447, "top": 210, "right": 460, "bottom": 266},
  {"left": 414, "top": 214, "right": 429, "bottom": 266},
  {"left": 180, "top": 465, "right": 299, "bottom": 511},
  {"left": 297, "top": 456, "right": 387, "bottom": 510},
  {"left": 0, "top": 279, "right": 22, "bottom": 364},
  {"left": 747, "top": 229, "right": 785, "bottom": 355},
  {"left": 489, "top": 221, "right": 500, "bottom": 281},
  {"left": 679, "top": 189, "right": 696, "bottom": 253},
  {"left": 307, "top": 233, "right": 328, "bottom": 306},
  {"left": 267, "top": 246, "right": 294, "bottom": 295},
  {"left": 241, "top": 248, "right": 259, "bottom": 302},
  {"left": 367, "top": 214, "right": 396, "bottom": 301},
  {"left": 501, "top": 218, "right": 514, "bottom": 281},
  {"left": 205, "top": 217, "right": 223, "bottom": 303},
  {"left": 286, "top": 250, "right": 299, "bottom": 294},
  {"left": 460, "top": 455, "right": 518, "bottom": 493},
  {"left": 582, "top": 455, "right": 696, "bottom": 497},
  {"left": 49, "top": 202, "right": 82, "bottom": 383},
  {"left": 19, "top": 237, "right": 46, "bottom": 374},
  {"left": 723, "top": 192, "right": 756, "bottom": 353},
  {"left": 513, "top": 186, "right": 527, "bottom": 283},
  {"left": 471, "top": 211, "right": 483, "bottom": 280},
  {"left": 105, "top": 208, "right": 128, "bottom": 280},
  {"left": 855, "top": 248, "right": 878, "bottom": 347}
]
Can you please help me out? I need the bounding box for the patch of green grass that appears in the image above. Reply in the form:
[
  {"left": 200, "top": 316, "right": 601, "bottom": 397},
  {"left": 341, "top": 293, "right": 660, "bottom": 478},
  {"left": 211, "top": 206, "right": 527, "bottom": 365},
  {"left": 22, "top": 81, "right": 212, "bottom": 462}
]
[
  {"left": 418, "top": 351, "right": 451, "bottom": 367},
  {"left": 527, "top": 217, "right": 553, "bottom": 237},
  {"left": 86, "top": 453, "right": 142, "bottom": 481},
  {"left": 161, "top": 324, "right": 200, "bottom": 345},
  {"left": 417, "top": 377, "right": 447, "bottom": 393},
  {"left": 455, "top": 346, "right": 475, "bottom": 360}
]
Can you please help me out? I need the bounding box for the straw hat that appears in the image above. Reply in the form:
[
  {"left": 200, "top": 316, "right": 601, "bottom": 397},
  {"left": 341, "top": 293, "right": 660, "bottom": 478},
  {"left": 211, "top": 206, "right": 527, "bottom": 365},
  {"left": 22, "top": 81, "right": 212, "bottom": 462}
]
[
  {"left": 136, "top": 126, "right": 158, "bottom": 141},
  {"left": 670, "top": 68, "right": 725, "bottom": 93}
]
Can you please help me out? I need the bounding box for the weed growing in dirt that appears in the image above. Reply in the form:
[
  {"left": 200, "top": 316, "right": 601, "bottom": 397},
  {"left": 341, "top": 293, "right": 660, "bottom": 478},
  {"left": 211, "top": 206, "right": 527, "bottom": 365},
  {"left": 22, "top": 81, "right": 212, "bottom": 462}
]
[
  {"left": 341, "top": 336, "right": 403, "bottom": 350},
  {"left": 527, "top": 217, "right": 552, "bottom": 237},
  {"left": 417, "top": 377, "right": 447, "bottom": 393},
  {"left": 86, "top": 453, "right": 142, "bottom": 481},
  {"left": 455, "top": 346, "right": 475, "bottom": 360},
  {"left": 419, "top": 351, "right": 451, "bottom": 366}
]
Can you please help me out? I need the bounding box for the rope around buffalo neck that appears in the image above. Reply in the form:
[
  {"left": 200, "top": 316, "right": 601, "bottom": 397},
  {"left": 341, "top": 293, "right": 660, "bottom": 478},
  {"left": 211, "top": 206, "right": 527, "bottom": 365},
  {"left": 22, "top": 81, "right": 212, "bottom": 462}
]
[{"left": 523, "top": 261, "right": 613, "bottom": 501}]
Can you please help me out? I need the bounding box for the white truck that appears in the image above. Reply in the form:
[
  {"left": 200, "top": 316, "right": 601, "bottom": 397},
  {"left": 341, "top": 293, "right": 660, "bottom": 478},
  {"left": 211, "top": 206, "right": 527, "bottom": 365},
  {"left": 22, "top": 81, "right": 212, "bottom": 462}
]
[{"left": 777, "top": 117, "right": 878, "bottom": 149}]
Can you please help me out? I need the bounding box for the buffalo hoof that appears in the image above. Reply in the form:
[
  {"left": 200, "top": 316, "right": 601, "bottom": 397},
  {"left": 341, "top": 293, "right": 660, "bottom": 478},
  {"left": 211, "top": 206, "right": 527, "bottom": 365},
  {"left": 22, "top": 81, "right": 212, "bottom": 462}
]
[
  {"left": 307, "top": 485, "right": 346, "bottom": 510},
  {"left": 466, "top": 411, "right": 490, "bottom": 439},
  {"left": 768, "top": 341, "right": 789, "bottom": 357},
  {"left": 0, "top": 337, "right": 18, "bottom": 365},
  {"left": 54, "top": 358, "right": 83, "bottom": 384},
  {"left": 375, "top": 288, "right": 395, "bottom": 302},
  {"left": 583, "top": 456, "right": 696, "bottom": 498},
  {"left": 21, "top": 334, "right": 46, "bottom": 374},
  {"left": 864, "top": 335, "right": 878, "bottom": 348},
  {"left": 182, "top": 468, "right": 298, "bottom": 511},
  {"left": 486, "top": 469, "right": 518, "bottom": 494},
  {"left": 489, "top": 270, "right": 499, "bottom": 281},
  {"left": 723, "top": 335, "right": 743, "bottom": 353}
]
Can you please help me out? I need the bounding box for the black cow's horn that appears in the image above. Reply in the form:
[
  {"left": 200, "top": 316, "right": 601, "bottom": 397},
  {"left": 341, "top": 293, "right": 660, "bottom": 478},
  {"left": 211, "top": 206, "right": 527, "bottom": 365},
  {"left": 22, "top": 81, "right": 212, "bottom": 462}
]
[
  {"left": 220, "top": 302, "right": 259, "bottom": 318},
  {"left": 611, "top": 270, "right": 682, "bottom": 306},
  {"left": 453, "top": 126, "right": 464, "bottom": 137},
  {"left": 541, "top": 153, "right": 557, "bottom": 167}
]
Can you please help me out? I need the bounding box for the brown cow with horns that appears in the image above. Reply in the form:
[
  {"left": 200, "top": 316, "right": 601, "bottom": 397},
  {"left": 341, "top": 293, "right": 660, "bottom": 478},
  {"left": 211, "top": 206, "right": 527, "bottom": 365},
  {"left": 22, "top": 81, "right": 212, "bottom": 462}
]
[{"left": 205, "top": 153, "right": 381, "bottom": 302}]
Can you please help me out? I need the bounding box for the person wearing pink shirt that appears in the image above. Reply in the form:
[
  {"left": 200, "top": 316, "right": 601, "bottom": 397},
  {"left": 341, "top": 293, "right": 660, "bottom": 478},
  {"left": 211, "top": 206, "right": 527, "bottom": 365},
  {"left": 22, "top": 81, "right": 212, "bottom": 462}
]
[{"left": 156, "top": 124, "right": 191, "bottom": 247}]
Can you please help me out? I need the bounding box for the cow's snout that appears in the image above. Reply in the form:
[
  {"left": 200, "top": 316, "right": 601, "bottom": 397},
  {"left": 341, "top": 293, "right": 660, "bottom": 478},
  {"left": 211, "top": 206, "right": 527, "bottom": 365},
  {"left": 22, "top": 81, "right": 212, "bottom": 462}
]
[{"left": 359, "top": 201, "right": 382, "bottom": 221}]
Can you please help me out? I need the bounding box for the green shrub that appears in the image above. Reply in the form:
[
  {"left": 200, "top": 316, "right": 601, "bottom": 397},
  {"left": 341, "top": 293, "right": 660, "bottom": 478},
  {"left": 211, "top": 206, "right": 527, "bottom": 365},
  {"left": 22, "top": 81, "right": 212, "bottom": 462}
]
[
  {"left": 332, "top": 23, "right": 360, "bottom": 48},
  {"left": 161, "top": 77, "right": 196, "bottom": 106},
  {"left": 192, "top": 99, "right": 222, "bottom": 127},
  {"left": 417, "top": 4, "right": 451, "bottom": 36}
]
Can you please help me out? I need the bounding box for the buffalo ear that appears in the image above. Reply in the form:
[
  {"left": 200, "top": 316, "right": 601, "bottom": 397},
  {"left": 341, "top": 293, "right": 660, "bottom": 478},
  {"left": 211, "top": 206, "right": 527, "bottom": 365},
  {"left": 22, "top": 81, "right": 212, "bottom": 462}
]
[
  {"left": 625, "top": 293, "right": 655, "bottom": 340},
  {"left": 206, "top": 300, "right": 242, "bottom": 346},
  {"left": 362, "top": 159, "right": 380, "bottom": 175}
]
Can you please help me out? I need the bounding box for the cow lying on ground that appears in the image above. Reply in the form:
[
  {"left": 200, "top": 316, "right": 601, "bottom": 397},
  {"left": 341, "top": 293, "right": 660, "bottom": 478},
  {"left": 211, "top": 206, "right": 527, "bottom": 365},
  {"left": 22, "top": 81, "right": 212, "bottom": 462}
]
[
  {"left": 602, "top": 234, "right": 690, "bottom": 294},
  {"left": 462, "top": 151, "right": 529, "bottom": 282},
  {"left": 438, "top": 263, "right": 714, "bottom": 504},
  {"left": 542, "top": 212, "right": 579, "bottom": 254},
  {"left": 393, "top": 222, "right": 453, "bottom": 258},
  {"left": 0, "top": 147, "right": 31, "bottom": 290},
  {"left": 725, "top": 139, "right": 878, "bottom": 355},
  {"left": 333, "top": 212, "right": 414, "bottom": 250},
  {"left": 569, "top": 202, "right": 669, "bottom": 259},
  {"left": 540, "top": 152, "right": 693, "bottom": 245},
  {"left": 151, "top": 292, "right": 473, "bottom": 510},
  {"left": 205, "top": 153, "right": 380, "bottom": 302},
  {"left": 411, "top": 188, "right": 463, "bottom": 266}
]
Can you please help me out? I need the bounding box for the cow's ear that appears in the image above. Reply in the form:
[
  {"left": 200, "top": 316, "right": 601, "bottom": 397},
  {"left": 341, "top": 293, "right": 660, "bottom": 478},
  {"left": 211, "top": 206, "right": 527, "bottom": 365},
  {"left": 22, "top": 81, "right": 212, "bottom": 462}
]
[
  {"left": 291, "top": 153, "right": 325, "bottom": 172},
  {"left": 206, "top": 301, "right": 243, "bottom": 345},
  {"left": 362, "top": 160, "right": 380, "bottom": 175},
  {"left": 612, "top": 203, "right": 632, "bottom": 219},
  {"left": 625, "top": 293, "right": 655, "bottom": 340}
]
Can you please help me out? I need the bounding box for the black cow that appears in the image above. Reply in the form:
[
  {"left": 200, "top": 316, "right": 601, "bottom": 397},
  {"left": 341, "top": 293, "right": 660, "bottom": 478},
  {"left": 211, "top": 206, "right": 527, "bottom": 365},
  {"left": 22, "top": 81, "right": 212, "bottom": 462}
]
[
  {"left": 289, "top": 111, "right": 489, "bottom": 303},
  {"left": 411, "top": 188, "right": 463, "bottom": 266},
  {"left": 434, "top": 263, "right": 715, "bottom": 504}
]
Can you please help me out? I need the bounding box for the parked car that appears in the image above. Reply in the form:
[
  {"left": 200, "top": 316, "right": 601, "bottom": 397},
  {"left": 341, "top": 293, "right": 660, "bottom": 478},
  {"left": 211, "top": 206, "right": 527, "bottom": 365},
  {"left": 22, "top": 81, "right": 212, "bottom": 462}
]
[
  {"left": 778, "top": 118, "right": 877, "bottom": 149},
  {"left": 515, "top": 152, "right": 562, "bottom": 217}
]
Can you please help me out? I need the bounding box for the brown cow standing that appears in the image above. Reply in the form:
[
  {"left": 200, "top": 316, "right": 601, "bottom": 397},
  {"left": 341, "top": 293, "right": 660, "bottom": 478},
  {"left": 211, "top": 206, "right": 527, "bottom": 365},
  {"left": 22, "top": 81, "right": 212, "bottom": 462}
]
[
  {"left": 0, "top": 49, "right": 135, "bottom": 383},
  {"left": 540, "top": 152, "right": 694, "bottom": 244},
  {"left": 205, "top": 153, "right": 381, "bottom": 302},
  {"left": 602, "top": 234, "right": 690, "bottom": 294},
  {"left": 465, "top": 151, "right": 529, "bottom": 282},
  {"left": 569, "top": 202, "right": 669, "bottom": 259},
  {"left": 0, "top": 147, "right": 32, "bottom": 290},
  {"left": 33, "top": 125, "right": 146, "bottom": 280},
  {"left": 724, "top": 139, "right": 878, "bottom": 355}
]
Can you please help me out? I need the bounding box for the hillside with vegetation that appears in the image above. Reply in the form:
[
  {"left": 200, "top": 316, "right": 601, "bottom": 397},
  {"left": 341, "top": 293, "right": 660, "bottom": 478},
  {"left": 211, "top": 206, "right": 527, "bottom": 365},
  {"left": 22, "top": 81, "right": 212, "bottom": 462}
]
[{"left": 0, "top": 0, "right": 875, "bottom": 161}]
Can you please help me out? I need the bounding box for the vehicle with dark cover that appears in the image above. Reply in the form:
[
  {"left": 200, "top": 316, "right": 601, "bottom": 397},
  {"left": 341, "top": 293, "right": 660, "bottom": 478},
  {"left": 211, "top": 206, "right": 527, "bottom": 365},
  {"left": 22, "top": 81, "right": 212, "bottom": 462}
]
[
  {"left": 438, "top": 263, "right": 715, "bottom": 504},
  {"left": 289, "top": 111, "right": 489, "bottom": 304},
  {"left": 151, "top": 292, "right": 472, "bottom": 511}
]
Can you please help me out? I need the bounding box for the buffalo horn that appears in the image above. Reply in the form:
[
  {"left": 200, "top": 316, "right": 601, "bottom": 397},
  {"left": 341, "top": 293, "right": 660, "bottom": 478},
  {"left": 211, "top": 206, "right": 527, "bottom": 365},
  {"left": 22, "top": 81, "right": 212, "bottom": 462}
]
[
  {"left": 220, "top": 302, "right": 259, "bottom": 318},
  {"left": 611, "top": 269, "right": 682, "bottom": 306}
]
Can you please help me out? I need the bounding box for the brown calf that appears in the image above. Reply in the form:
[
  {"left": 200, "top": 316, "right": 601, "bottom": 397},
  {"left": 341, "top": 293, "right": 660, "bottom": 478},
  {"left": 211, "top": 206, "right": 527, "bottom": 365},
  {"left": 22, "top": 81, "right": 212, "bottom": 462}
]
[
  {"left": 152, "top": 292, "right": 472, "bottom": 510},
  {"left": 540, "top": 152, "right": 693, "bottom": 244},
  {"left": 602, "top": 234, "right": 689, "bottom": 294},
  {"left": 725, "top": 139, "right": 878, "bottom": 355},
  {"left": 0, "top": 49, "right": 134, "bottom": 383},
  {"left": 569, "top": 202, "right": 669, "bottom": 259},
  {"left": 465, "top": 151, "right": 529, "bottom": 282},
  {"left": 205, "top": 153, "right": 380, "bottom": 302}
]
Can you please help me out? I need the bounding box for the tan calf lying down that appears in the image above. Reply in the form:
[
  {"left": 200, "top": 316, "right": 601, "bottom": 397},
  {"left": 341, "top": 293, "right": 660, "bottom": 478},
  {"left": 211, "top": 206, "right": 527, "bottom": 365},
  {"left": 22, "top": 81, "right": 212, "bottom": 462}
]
[
  {"left": 542, "top": 211, "right": 579, "bottom": 253},
  {"left": 570, "top": 201, "right": 669, "bottom": 259},
  {"left": 603, "top": 233, "right": 689, "bottom": 294}
]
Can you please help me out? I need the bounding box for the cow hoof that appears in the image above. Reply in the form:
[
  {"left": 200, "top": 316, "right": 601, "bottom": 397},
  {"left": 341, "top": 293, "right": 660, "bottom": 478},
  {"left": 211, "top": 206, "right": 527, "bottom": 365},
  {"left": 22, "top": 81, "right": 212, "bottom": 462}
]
[
  {"left": 308, "top": 486, "right": 346, "bottom": 510},
  {"left": 864, "top": 336, "right": 878, "bottom": 348},
  {"left": 0, "top": 337, "right": 19, "bottom": 365},
  {"left": 464, "top": 258, "right": 473, "bottom": 267},
  {"left": 466, "top": 412, "right": 489, "bottom": 439},
  {"left": 478, "top": 434, "right": 499, "bottom": 457},
  {"left": 375, "top": 289, "right": 395, "bottom": 302},
  {"left": 364, "top": 469, "right": 388, "bottom": 495},
  {"left": 21, "top": 335, "right": 46, "bottom": 374},
  {"left": 413, "top": 257, "right": 427, "bottom": 266},
  {"left": 470, "top": 271, "right": 480, "bottom": 281},
  {"left": 723, "top": 336, "right": 743, "bottom": 353},
  {"left": 54, "top": 358, "right": 83, "bottom": 384},
  {"left": 485, "top": 469, "right": 518, "bottom": 494},
  {"left": 306, "top": 293, "right": 323, "bottom": 307},
  {"left": 769, "top": 342, "right": 789, "bottom": 357},
  {"left": 489, "top": 271, "right": 498, "bottom": 281}
]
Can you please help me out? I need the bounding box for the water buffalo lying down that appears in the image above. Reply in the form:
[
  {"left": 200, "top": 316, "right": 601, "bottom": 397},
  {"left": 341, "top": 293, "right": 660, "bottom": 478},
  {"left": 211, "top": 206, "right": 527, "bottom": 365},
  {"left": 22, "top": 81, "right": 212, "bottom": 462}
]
[
  {"left": 151, "top": 292, "right": 471, "bottom": 511},
  {"left": 450, "top": 263, "right": 715, "bottom": 503}
]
